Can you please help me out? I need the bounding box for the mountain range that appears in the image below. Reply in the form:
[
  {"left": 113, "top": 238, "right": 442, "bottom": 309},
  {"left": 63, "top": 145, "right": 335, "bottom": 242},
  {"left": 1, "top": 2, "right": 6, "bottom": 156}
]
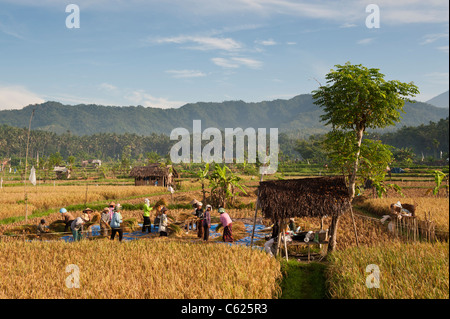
[
  {"left": 0, "top": 94, "right": 448, "bottom": 138},
  {"left": 426, "top": 91, "right": 449, "bottom": 108}
]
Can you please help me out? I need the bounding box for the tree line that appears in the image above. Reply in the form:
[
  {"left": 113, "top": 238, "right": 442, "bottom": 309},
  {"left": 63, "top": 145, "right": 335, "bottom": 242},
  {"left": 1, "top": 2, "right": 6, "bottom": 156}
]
[
  {"left": 294, "top": 117, "right": 449, "bottom": 164},
  {"left": 1, "top": 117, "right": 448, "bottom": 168},
  {"left": 0, "top": 125, "right": 172, "bottom": 166}
]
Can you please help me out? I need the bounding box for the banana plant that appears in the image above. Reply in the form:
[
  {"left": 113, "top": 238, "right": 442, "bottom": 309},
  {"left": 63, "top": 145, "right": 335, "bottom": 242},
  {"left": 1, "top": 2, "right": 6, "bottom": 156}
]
[
  {"left": 426, "top": 170, "right": 448, "bottom": 197},
  {"left": 208, "top": 163, "right": 247, "bottom": 208},
  {"left": 369, "top": 177, "right": 404, "bottom": 199}
]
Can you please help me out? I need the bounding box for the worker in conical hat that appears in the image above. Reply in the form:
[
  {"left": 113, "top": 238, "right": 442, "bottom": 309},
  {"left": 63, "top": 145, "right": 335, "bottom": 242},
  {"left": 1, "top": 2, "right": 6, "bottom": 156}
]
[{"left": 142, "top": 198, "right": 153, "bottom": 233}]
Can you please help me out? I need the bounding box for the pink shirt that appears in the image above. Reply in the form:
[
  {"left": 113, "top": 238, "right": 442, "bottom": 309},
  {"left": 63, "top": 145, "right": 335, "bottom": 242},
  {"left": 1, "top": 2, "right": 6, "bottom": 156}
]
[
  {"left": 108, "top": 207, "right": 114, "bottom": 220},
  {"left": 220, "top": 213, "right": 232, "bottom": 227}
]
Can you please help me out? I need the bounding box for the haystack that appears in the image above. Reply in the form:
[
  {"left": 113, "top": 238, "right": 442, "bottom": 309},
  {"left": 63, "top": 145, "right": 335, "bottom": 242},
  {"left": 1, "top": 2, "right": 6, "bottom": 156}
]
[
  {"left": 153, "top": 198, "right": 167, "bottom": 209},
  {"left": 258, "top": 176, "right": 351, "bottom": 220},
  {"left": 122, "top": 218, "right": 138, "bottom": 232}
]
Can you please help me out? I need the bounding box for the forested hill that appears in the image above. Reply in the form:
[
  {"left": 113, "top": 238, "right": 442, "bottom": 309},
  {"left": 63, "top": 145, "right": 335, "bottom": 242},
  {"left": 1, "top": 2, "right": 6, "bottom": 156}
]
[{"left": 0, "top": 94, "right": 448, "bottom": 137}]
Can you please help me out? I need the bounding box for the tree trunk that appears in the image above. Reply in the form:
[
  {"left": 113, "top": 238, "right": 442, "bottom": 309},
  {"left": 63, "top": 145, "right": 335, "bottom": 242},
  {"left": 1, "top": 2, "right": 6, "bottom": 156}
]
[
  {"left": 346, "top": 127, "right": 363, "bottom": 247},
  {"left": 348, "top": 127, "right": 364, "bottom": 200},
  {"left": 201, "top": 182, "right": 206, "bottom": 204},
  {"left": 327, "top": 215, "right": 340, "bottom": 253}
]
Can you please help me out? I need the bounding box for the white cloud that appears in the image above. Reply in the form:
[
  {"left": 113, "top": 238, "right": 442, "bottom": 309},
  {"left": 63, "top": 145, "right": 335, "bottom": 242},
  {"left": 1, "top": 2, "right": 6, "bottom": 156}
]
[
  {"left": 381, "top": 3, "right": 449, "bottom": 24},
  {"left": 255, "top": 39, "right": 277, "bottom": 46},
  {"left": 339, "top": 22, "right": 357, "bottom": 28},
  {"left": 0, "top": 86, "right": 44, "bottom": 110},
  {"left": 357, "top": 38, "right": 374, "bottom": 45},
  {"left": 231, "top": 57, "right": 263, "bottom": 69},
  {"left": 211, "top": 57, "right": 263, "bottom": 69},
  {"left": 165, "top": 70, "right": 207, "bottom": 78},
  {"left": 424, "top": 72, "right": 449, "bottom": 85},
  {"left": 420, "top": 33, "right": 449, "bottom": 45},
  {"left": 152, "top": 35, "right": 242, "bottom": 52},
  {"left": 125, "top": 90, "right": 185, "bottom": 109},
  {"left": 437, "top": 45, "right": 449, "bottom": 53},
  {"left": 0, "top": 21, "right": 25, "bottom": 40},
  {"left": 211, "top": 57, "right": 240, "bottom": 69},
  {"left": 98, "top": 83, "right": 118, "bottom": 91}
]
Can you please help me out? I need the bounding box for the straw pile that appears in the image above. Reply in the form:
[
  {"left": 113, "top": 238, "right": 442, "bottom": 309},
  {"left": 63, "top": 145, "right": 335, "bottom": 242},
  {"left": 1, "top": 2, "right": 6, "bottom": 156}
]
[{"left": 258, "top": 176, "right": 351, "bottom": 220}]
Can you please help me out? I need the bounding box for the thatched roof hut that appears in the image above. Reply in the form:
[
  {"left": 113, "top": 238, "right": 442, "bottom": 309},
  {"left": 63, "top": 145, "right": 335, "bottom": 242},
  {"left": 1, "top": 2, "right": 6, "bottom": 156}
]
[
  {"left": 258, "top": 176, "right": 351, "bottom": 221},
  {"left": 53, "top": 166, "right": 71, "bottom": 179},
  {"left": 258, "top": 176, "right": 352, "bottom": 253},
  {"left": 129, "top": 164, "right": 178, "bottom": 187}
]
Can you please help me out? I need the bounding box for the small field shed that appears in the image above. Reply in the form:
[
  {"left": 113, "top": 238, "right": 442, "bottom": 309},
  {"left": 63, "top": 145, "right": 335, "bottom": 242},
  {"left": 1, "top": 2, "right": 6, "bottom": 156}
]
[
  {"left": 129, "top": 164, "right": 178, "bottom": 187},
  {"left": 53, "top": 166, "right": 71, "bottom": 179},
  {"left": 258, "top": 176, "right": 352, "bottom": 253}
]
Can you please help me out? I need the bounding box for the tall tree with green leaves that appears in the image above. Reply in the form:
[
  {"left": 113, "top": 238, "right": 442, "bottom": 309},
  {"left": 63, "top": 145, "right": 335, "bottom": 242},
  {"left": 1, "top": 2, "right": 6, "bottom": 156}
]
[
  {"left": 312, "top": 62, "right": 419, "bottom": 200},
  {"left": 313, "top": 62, "right": 418, "bottom": 252}
]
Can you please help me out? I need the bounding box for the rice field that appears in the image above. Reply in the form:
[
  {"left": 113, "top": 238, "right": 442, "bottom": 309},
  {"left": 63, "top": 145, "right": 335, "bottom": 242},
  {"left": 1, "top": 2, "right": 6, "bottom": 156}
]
[
  {"left": 0, "top": 183, "right": 202, "bottom": 221},
  {"left": 356, "top": 197, "right": 449, "bottom": 232},
  {"left": 0, "top": 174, "right": 448, "bottom": 300},
  {"left": 326, "top": 241, "right": 449, "bottom": 299},
  {"left": 0, "top": 239, "right": 282, "bottom": 299}
]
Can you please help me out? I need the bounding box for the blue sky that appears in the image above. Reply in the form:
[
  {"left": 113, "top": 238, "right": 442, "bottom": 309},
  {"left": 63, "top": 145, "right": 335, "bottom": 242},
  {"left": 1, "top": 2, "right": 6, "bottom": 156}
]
[{"left": 0, "top": 0, "right": 448, "bottom": 110}]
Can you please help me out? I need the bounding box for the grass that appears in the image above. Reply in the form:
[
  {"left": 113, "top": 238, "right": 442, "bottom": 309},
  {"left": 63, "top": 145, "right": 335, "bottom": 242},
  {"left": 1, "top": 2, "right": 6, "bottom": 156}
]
[
  {"left": 326, "top": 241, "right": 449, "bottom": 299},
  {"left": 0, "top": 239, "right": 282, "bottom": 299},
  {"left": 279, "top": 260, "right": 327, "bottom": 299}
]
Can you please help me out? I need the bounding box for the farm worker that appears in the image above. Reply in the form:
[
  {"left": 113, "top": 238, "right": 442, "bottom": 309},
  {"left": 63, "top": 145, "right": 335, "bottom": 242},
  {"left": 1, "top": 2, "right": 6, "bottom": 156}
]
[
  {"left": 264, "top": 223, "right": 291, "bottom": 257},
  {"left": 188, "top": 199, "right": 199, "bottom": 231},
  {"left": 264, "top": 220, "right": 280, "bottom": 257},
  {"left": 390, "top": 201, "right": 412, "bottom": 218},
  {"left": 142, "top": 198, "right": 153, "bottom": 233},
  {"left": 110, "top": 203, "right": 123, "bottom": 242},
  {"left": 195, "top": 202, "right": 204, "bottom": 238},
  {"left": 108, "top": 202, "right": 116, "bottom": 220},
  {"left": 82, "top": 208, "right": 93, "bottom": 221},
  {"left": 191, "top": 199, "right": 199, "bottom": 209},
  {"left": 219, "top": 207, "right": 233, "bottom": 242},
  {"left": 71, "top": 213, "right": 90, "bottom": 241},
  {"left": 100, "top": 207, "right": 111, "bottom": 237},
  {"left": 37, "top": 219, "right": 49, "bottom": 239},
  {"left": 202, "top": 204, "right": 212, "bottom": 241},
  {"left": 264, "top": 238, "right": 276, "bottom": 257},
  {"left": 153, "top": 205, "right": 162, "bottom": 228},
  {"left": 159, "top": 206, "right": 169, "bottom": 237},
  {"left": 60, "top": 207, "right": 75, "bottom": 233},
  {"left": 288, "top": 218, "right": 296, "bottom": 232}
]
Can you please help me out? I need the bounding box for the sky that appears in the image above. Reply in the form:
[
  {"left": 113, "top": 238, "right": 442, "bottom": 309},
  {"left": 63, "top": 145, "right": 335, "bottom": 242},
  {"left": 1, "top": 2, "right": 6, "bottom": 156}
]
[{"left": 0, "top": 0, "right": 448, "bottom": 110}]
